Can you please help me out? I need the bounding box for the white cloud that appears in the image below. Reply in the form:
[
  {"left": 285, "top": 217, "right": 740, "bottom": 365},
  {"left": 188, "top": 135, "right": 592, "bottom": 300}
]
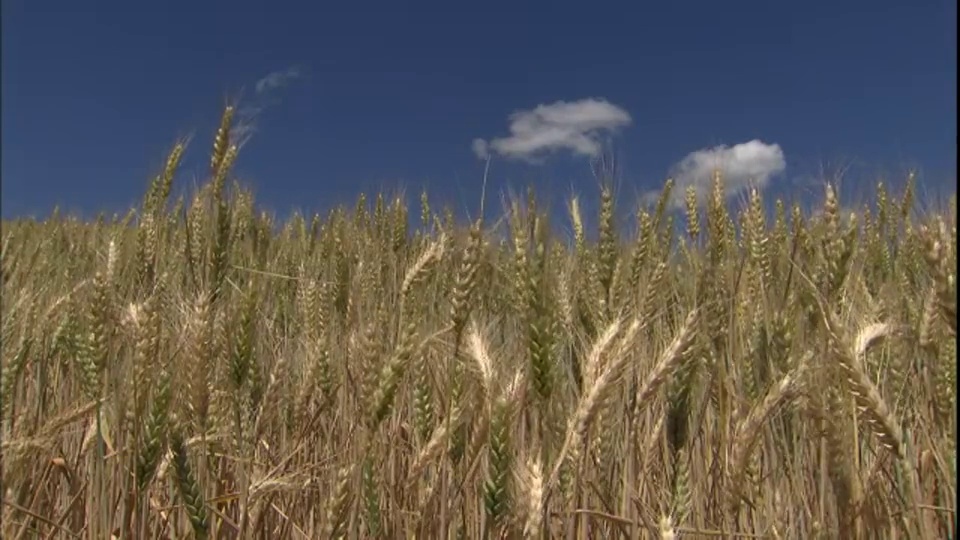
[
  {"left": 473, "top": 98, "right": 632, "bottom": 161},
  {"left": 255, "top": 66, "right": 301, "bottom": 95},
  {"left": 231, "top": 66, "right": 303, "bottom": 148},
  {"left": 666, "top": 140, "right": 786, "bottom": 207},
  {"left": 472, "top": 138, "right": 489, "bottom": 160}
]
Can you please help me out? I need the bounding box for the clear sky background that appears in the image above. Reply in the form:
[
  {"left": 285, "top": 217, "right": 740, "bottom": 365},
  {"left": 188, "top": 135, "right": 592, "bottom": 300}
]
[{"left": 2, "top": 0, "right": 956, "bottom": 221}]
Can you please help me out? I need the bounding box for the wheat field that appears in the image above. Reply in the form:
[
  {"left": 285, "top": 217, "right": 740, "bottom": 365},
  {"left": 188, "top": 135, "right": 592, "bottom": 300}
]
[{"left": 1, "top": 106, "right": 956, "bottom": 539}]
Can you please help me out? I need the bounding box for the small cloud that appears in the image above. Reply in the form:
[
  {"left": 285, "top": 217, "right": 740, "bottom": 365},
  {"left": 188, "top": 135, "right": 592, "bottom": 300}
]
[
  {"left": 474, "top": 98, "right": 632, "bottom": 162},
  {"left": 255, "top": 66, "right": 301, "bottom": 95},
  {"left": 472, "top": 138, "right": 489, "bottom": 160},
  {"left": 664, "top": 140, "right": 787, "bottom": 207},
  {"left": 639, "top": 190, "right": 662, "bottom": 208},
  {"left": 231, "top": 66, "right": 303, "bottom": 149}
]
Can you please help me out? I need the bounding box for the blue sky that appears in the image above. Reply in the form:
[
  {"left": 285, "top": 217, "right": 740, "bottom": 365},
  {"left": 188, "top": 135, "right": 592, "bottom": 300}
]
[{"left": 2, "top": 0, "right": 956, "bottom": 222}]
